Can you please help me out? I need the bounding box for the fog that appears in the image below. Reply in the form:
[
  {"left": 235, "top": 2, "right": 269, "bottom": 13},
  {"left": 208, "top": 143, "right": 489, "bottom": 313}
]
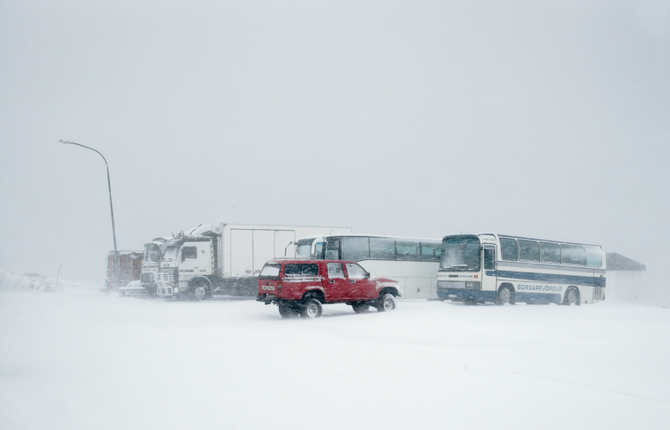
[{"left": 1, "top": 1, "right": 669, "bottom": 302}]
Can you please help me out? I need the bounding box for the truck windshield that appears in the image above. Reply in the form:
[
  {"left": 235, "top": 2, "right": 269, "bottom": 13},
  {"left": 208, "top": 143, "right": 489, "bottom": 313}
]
[
  {"left": 259, "top": 263, "right": 281, "bottom": 279},
  {"left": 440, "top": 236, "right": 481, "bottom": 272},
  {"left": 144, "top": 244, "right": 161, "bottom": 263},
  {"left": 162, "top": 246, "right": 179, "bottom": 262},
  {"left": 295, "top": 239, "right": 314, "bottom": 259}
]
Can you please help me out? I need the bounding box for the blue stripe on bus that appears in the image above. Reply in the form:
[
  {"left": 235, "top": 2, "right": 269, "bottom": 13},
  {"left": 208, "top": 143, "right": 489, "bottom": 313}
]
[
  {"left": 492, "top": 270, "right": 605, "bottom": 287},
  {"left": 436, "top": 289, "right": 563, "bottom": 304}
]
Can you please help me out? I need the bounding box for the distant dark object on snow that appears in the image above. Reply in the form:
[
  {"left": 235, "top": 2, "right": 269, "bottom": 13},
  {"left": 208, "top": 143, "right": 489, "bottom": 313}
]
[{"left": 606, "top": 253, "right": 646, "bottom": 272}]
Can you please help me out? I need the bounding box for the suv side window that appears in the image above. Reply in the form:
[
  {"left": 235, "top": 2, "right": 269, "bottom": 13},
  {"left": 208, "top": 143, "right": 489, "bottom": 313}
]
[
  {"left": 345, "top": 263, "right": 368, "bottom": 279},
  {"left": 327, "top": 263, "right": 345, "bottom": 279},
  {"left": 284, "top": 263, "right": 319, "bottom": 277}
]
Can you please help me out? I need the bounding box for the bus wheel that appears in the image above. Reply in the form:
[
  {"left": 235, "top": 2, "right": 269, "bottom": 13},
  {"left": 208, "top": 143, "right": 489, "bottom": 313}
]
[
  {"left": 563, "top": 287, "right": 580, "bottom": 306},
  {"left": 300, "top": 299, "right": 323, "bottom": 318},
  {"left": 496, "top": 286, "right": 515, "bottom": 305}
]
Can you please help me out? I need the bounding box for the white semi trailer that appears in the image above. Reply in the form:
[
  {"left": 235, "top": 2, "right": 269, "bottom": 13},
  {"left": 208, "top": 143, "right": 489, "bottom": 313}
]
[{"left": 155, "top": 223, "right": 351, "bottom": 300}]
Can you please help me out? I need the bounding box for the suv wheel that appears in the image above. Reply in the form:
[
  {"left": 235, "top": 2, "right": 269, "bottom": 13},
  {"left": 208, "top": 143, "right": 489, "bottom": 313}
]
[
  {"left": 352, "top": 302, "right": 370, "bottom": 313},
  {"left": 300, "top": 298, "right": 323, "bottom": 319},
  {"left": 278, "top": 303, "right": 299, "bottom": 318},
  {"left": 376, "top": 294, "right": 396, "bottom": 312}
]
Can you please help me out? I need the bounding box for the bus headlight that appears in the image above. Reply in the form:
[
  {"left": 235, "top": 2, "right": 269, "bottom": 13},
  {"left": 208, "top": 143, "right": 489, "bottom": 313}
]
[
  {"left": 437, "top": 281, "right": 481, "bottom": 290},
  {"left": 465, "top": 281, "right": 481, "bottom": 290}
]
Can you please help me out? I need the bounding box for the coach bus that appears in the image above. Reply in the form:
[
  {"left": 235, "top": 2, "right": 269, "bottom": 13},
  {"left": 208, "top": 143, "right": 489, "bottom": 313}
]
[
  {"left": 436, "top": 234, "right": 606, "bottom": 305},
  {"left": 295, "top": 234, "right": 443, "bottom": 299}
]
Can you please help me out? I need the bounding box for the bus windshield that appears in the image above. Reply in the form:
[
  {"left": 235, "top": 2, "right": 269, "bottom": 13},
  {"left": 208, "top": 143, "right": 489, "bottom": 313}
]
[{"left": 440, "top": 236, "right": 481, "bottom": 272}]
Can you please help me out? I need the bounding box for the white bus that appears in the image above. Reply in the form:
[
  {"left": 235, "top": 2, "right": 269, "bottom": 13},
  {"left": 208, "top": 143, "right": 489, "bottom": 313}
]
[
  {"left": 436, "top": 234, "right": 606, "bottom": 305},
  {"left": 295, "top": 234, "right": 443, "bottom": 299}
]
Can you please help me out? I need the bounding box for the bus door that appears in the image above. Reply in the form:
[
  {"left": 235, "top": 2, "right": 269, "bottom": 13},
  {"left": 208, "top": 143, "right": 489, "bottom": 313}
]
[{"left": 482, "top": 245, "right": 497, "bottom": 292}]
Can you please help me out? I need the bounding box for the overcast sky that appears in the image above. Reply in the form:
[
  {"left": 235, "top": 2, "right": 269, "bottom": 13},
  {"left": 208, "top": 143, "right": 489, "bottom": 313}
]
[{"left": 1, "top": 1, "right": 669, "bottom": 291}]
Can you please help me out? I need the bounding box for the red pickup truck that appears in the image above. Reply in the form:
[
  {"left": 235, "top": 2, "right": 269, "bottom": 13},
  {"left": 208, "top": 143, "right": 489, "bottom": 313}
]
[{"left": 257, "top": 259, "right": 401, "bottom": 318}]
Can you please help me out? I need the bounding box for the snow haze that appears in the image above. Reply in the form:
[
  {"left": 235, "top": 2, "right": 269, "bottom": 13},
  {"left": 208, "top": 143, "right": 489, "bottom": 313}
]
[
  {"left": 1, "top": 2, "right": 669, "bottom": 300},
  {"left": 2, "top": 286, "right": 670, "bottom": 430},
  {"left": 1, "top": 2, "right": 670, "bottom": 426}
]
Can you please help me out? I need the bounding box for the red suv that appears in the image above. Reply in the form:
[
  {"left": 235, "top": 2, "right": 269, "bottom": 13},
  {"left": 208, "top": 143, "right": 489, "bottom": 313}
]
[{"left": 257, "top": 259, "right": 401, "bottom": 318}]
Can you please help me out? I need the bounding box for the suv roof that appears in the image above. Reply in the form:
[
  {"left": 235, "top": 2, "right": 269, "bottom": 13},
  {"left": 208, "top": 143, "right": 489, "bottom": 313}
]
[{"left": 265, "top": 259, "right": 359, "bottom": 265}]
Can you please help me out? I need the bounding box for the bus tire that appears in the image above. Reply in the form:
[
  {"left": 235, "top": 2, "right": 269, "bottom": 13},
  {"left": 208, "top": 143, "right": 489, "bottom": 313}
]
[
  {"left": 563, "top": 287, "right": 580, "bottom": 306},
  {"left": 496, "top": 285, "right": 515, "bottom": 305},
  {"left": 300, "top": 299, "right": 323, "bottom": 318}
]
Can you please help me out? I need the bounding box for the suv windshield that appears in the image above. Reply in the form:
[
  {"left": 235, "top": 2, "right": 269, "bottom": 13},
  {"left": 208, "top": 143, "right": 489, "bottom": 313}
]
[{"left": 440, "top": 236, "right": 481, "bottom": 272}]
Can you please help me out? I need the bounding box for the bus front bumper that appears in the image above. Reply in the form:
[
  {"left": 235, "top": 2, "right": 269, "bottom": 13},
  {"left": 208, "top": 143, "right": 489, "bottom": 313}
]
[{"left": 437, "top": 289, "right": 496, "bottom": 303}]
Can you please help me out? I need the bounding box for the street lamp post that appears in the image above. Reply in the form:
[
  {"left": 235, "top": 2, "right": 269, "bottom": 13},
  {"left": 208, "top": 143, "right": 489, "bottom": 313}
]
[{"left": 59, "top": 140, "right": 120, "bottom": 290}]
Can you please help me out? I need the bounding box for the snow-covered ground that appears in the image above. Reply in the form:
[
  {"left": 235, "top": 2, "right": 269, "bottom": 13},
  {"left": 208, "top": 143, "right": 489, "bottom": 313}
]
[{"left": 1, "top": 284, "right": 669, "bottom": 430}]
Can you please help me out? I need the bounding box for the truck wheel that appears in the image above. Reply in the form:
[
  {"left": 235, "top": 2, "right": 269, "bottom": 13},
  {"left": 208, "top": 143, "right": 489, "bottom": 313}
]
[
  {"left": 278, "top": 303, "right": 299, "bottom": 318},
  {"left": 192, "top": 280, "right": 209, "bottom": 301},
  {"left": 300, "top": 298, "right": 323, "bottom": 318},
  {"left": 352, "top": 302, "right": 370, "bottom": 313},
  {"left": 376, "top": 294, "right": 396, "bottom": 312}
]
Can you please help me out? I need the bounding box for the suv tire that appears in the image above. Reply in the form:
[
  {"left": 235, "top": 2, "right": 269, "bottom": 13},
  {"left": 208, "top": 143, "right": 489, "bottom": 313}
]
[
  {"left": 300, "top": 298, "right": 323, "bottom": 318},
  {"left": 376, "top": 294, "right": 396, "bottom": 312}
]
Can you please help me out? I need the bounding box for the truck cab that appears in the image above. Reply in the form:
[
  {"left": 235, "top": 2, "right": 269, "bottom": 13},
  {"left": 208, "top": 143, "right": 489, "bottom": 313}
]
[
  {"left": 257, "top": 259, "right": 401, "bottom": 318},
  {"left": 140, "top": 238, "right": 172, "bottom": 296},
  {"left": 156, "top": 237, "right": 214, "bottom": 300}
]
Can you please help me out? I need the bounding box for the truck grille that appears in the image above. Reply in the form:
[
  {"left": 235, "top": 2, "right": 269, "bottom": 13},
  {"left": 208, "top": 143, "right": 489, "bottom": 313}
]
[{"left": 157, "top": 270, "right": 175, "bottom": 284}]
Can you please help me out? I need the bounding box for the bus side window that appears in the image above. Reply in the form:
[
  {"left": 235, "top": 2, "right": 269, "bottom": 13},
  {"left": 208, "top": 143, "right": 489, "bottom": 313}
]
[
  {"left": 325, "top": 239, "right": 341, "bottom": 260},
  {"left": 500, "top": 238, "right": 518, "bottom": 261},
  {"left": 483, "top": 247, "right": 495, "bottom": 270}
]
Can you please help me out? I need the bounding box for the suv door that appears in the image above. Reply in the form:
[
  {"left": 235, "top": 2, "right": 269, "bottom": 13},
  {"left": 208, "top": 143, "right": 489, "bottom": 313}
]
[
  {"left": 345, "top": 263, "right": 376, "bottom": 300},
  {"left": 325, "top": 262, "right": 348, "bottom": 301}
]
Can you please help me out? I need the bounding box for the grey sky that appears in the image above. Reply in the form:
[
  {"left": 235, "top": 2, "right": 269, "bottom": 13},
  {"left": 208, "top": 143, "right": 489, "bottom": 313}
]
[{"left": 1, "top": 1, "right": 669, "bottom": 291}]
